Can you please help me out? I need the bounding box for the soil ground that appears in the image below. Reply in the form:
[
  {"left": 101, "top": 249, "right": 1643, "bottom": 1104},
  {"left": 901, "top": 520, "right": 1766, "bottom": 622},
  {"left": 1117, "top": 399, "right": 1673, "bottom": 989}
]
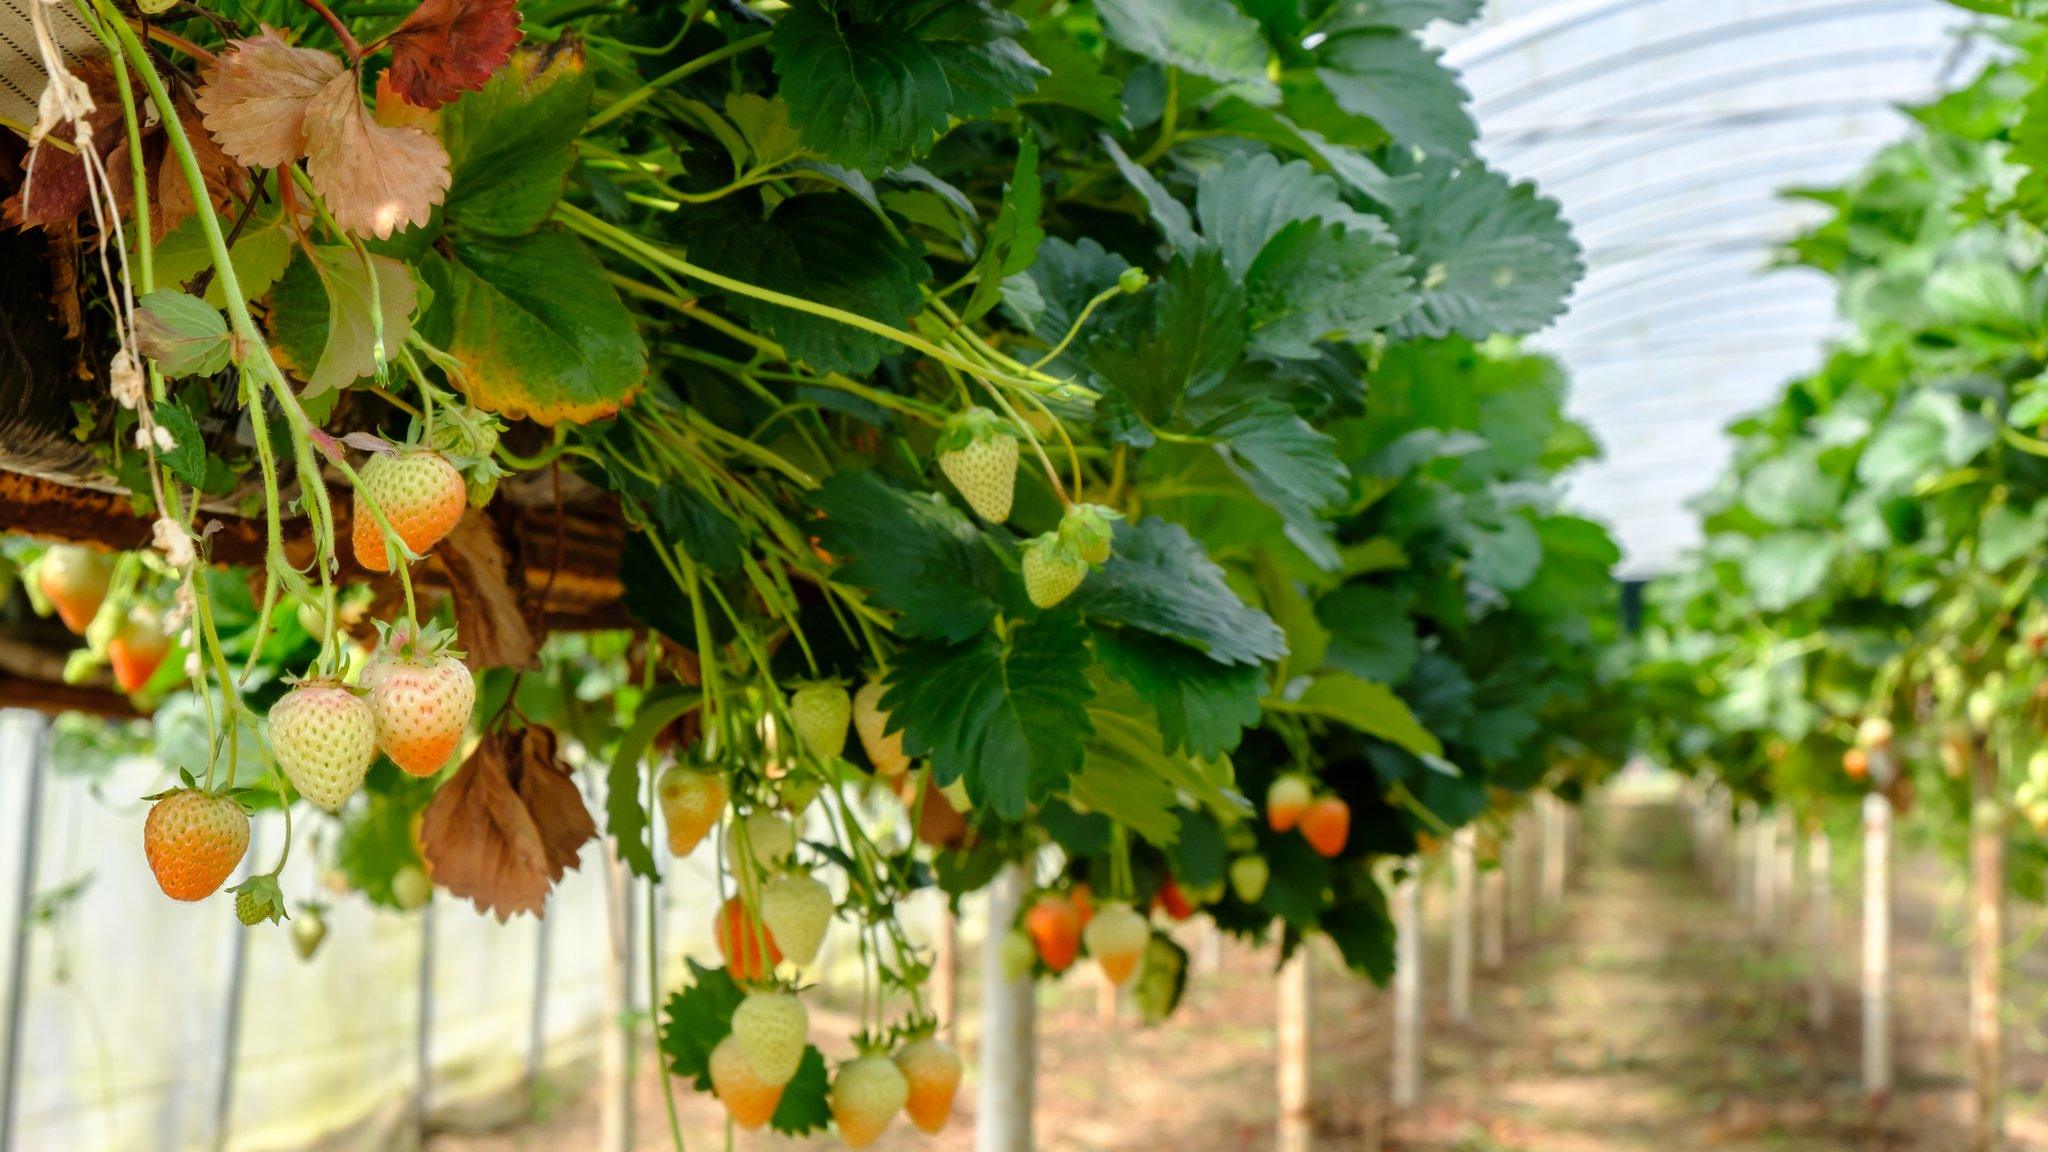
[{"left": 426, "top": 793, "right": 2048, "bottom": 1151}]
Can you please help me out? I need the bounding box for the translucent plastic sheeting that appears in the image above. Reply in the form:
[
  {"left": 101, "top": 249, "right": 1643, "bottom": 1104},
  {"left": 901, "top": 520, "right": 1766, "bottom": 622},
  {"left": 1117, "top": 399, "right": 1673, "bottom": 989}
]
[{"left": 1439, "top": 0, "right": 2001, "bottom": 577}]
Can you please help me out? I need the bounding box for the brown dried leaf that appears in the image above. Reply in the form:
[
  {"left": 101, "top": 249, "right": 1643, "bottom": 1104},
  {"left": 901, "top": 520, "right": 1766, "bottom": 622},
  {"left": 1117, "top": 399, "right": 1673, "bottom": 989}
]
[
  {"left": 384, "top": 0, "right": 522, "bottom": 110},
  {"left": 434, "top": 508, "right": 541, "bottom": 670},
  {"left": 195, "top": 27, "right": 344, "bottom": 168},
  {"left": 419, "top": 725, "right": 593, "bottom": 920},
  {"left": 302, "top": 67, "right": 450, "bottom": 238}
]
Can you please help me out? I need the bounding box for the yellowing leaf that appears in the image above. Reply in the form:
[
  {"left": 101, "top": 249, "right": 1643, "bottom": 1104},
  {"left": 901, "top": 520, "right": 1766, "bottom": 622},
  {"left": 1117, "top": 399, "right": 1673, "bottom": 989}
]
[
  {"left": 268, "top": 245, "right": 419, "bottom": 396},
  {"left": 195, "top": 27, "right": 344, "bottom": 168},
  {"left": 304, "top": 68, "right": 451, "bottom": 238}
]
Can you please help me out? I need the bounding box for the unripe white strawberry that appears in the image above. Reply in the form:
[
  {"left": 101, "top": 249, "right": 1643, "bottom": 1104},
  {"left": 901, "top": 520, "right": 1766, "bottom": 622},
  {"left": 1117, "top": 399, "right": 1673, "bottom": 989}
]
[
  {"left": 731, "top": 990, "right": 808, "bottom": 1087},
  {"left": 935, "top": 407, "right": 1019, "bottom": 523},
  {"left": 658, "top": 763, "right": 728, "bottom": 856},
  {"left": 853, "top": 679, "right": 910, "bottom": 777},
  {"left": 893, "top": 1036, "right": 963, "bottom": 1134},
  {"left": 1083, "top": 900, "right": 1149, "bottom": 987},
  {"left": 724, "top": 811, "right": 796, "bottom": 873},
  {"left": 1022, "top": 532, "right": 1088, "bottom": 609},
  {"left": 269, "top": 680, "right": 377, "bottom": 811},
  {"left": 788, "top": 681, "right": 851, "bottom": 762},
  {"left": 759, "top": 869, "right": 834, "bottom": 966},
  {"left": 831, "top": 1052, "right": 909, "bottom": 1149},
  {"left": 1057, "top": 502, "right": 1122, "bottom": 566}
]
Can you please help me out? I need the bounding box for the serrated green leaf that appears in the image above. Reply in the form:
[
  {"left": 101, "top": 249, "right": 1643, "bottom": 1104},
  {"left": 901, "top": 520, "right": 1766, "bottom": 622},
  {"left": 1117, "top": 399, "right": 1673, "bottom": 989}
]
[
  {"left": 882, "top": 615, "right": 1096, "bottom": 818},
  {"left": 1192, "top": 151, "right": 1374, "bottom": 274},
  {"left": 1740, "top": 531, "right": 1839, "bottom": 612},
  {"left": 134, "top": 290, "right": 231, "bottom": 378},
  {"left": 962, "top": 135, "right": 1043, "bottom": 323},
  {"left": 1316, "top": 585, "right": 1418, "bottom": 685},
  {"left": 727, "top": 93, "right": 807, "bottom": 169},
  {"left": 1380, "top": 151, "right": 1583, "bottom": 340},
  {"left": 1083, "top": 248, "right": 1245, "bottom": 427},
  {"left": 1324, "top": 0, "right": 1483, "bottom": 33},
  {"left": 1198, "top": 399, "right": 1349, "bottom": 566},
  {"left": 268, "top": 247, "right": 419, "bottom": 397},
  {"left": 1095, "top": 0, "right": 1278, "bottom": 103},
  {"left": 1245, "top": 218, "right": 1415, "bottom": 356},
  {"left": 439, "top": 37, "right": 594, "bottom": 237},
  {"left": 1069, "top": 517, "right": 1287, "bottom": 666},
  {"left": 1315, "top": 30, "right": 1475, "bottom": 156},
  {"left": 1101, "top": 135, "right": 1197, "bottom": 253},
  {"left": 150, "top": 401, "right": 208, "bottom": 488},
  {"left": 771, "top": 1047, "right": 833, "bottom": 1134},
  {"left": 1286, "top": 671, "right": 1442, "bottom": 756},
  {"left": 1093, "top": 625, "right": 1262, "bottom": 757},
  {"left": 658, "top": 960, "right": 745, "bottom": 1089},
  {"left": 810, "top": 469, "right": 1006, "bottom": 643},
  {"left": 155, "top": 196, "right": 294, "bottom": 307}
]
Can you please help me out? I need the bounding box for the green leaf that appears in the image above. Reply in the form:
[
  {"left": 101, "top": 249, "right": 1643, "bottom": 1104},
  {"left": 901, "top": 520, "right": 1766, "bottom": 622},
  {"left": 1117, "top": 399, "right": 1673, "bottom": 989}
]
[
  {"left": 882, "top": 615, "right": 1097, "bottom": 818},
  {"left": 1742, "top": 445, "right": 1841, "bottom": 527},
  {"left": 1083, "top": 248, "right": 1245, "bottom": 426},
  {"left": 1324, "top": 0, "right": 1483, "bottom": 33},
  {"left": 1196, "top": 399, "right": 1349, "bottom": 565},
  {"left": 727, "top": 93, "right": 808, "bottom": 169},
  {"left": 1071, "top": 675, "right": 1241, "bottom": 845},
  {"left": 1192, "top": 151, "right": 1374, "bottom": 275},
  {"left": 333, "top": 773, "right": 435, "bottom": 909},
  {"left": 608, "top": 685, "right": 700, "bottom": 880},
  {"left": 434, "top": 228, "right": 648, "bottom": 424},
  {"left": 1980, "top": 504, "right": 2047, "bottom": 571},
  {"left": 1740, "top": 531, "right": 1839, "bottom": 612},
  {"left": 658, "top": 960, "right": 745, "bottom": 1089},
  {"left": 1380, "top": 152, "right": 1583, "bottom": 340},
  {"left": 676, "top": 194, "right": 930, "bottom": 375},
  {"left": 155, "top": 196, "right": 294, "bottom": 307},
  {"left": 962, "top": 135, "right": 1043, "bottom": 324},
  {"left": 1132, "top": 933, "right": 1190, "bottom": 1023},
  {"left": 1101, "top": 135, "right": 1198, "bottom": 253},
  {"left": 150, "top": 401, "right": 208, "bottom": 488},
  {"left": 656, "top": 487, "right": 746, "bottom": 577},
  {"left": 1010, "top": 236, "right": 1131, "bottom": 353},
  {"left": 770, "top": 1048, "right": 833, "bottom": 1135},
  {"left": 1323, "top": 887, "right": 1395, "bottom": 981},
  {"left": 1093, "top": 625, "right": 1263, "bottom": 757},
  {"left": 1020, "top": 25, "right": 1125, "bottom": 124},
  {"left": 1462, "top": 513, "right": 1542, "bottom": 594},
  {"left": 1316, "top": 585, "right": 1418, "bottom": 684},
  {"left": 1095, "top": 0, "right": 1278, "bottom": 103},
  {"left": 1069, "top": 518, "right": 1288, "bottom": 666},
  {"left": 268, "top": 247, "right": 419, "bottom": 397},
  {"left": 1288, "top": 671, "right": 1442, "bottom": 756},
  {"left": 439, "top": 37, "right": 595, "bottom": 237},
  {"left": 1244, "top": 219, "right": 1414, "bottom": 357},
  {"left": 133, "top": 290, "right": 231, "bottom": 378},
  {"left": 1315, "top": 30, "right": 1475, "bottom": 156},
  {"left": 810, "top": 469, "right": 1006, "bottom": 643},
  {"left": 770, "top": 0, "right": 1044, "bottom": 174}
]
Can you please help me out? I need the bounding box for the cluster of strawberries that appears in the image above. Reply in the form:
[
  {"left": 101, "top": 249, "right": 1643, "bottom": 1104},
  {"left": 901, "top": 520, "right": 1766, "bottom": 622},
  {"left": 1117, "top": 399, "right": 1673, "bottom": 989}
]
[
  {"left": 1015, "top": 884, "right": 1153, "bottom": 986},
  {"left": 935, "top": 407, "right": 1120, "bottom": 609},
  {"left": 38, "top": 544, "right": 171, "bottom": 692},
  {"left": 1266, "top": 775, "right": 1351, "bottom": 857},
  {"left": 143, "top": 449, "right": 475, "bottom": 905}
]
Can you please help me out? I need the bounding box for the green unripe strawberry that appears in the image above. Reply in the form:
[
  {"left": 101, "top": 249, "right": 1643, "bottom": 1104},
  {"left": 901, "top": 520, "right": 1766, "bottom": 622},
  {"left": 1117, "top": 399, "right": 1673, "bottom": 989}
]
[
  {"left": 232, "top": 874, "right": 287, "bottom": 926},
  {"left": 1230, "top": 856, "right": 1270, "bottom": 903},
  {"left": 732, "top": 990, "right": 808, "bottom": 1086},
  {"left": 999, "top": 929, "right": 1036, "bottom": 981},
  {"left": 760, "top": 869, "right": 834, "bottom": 966},
  {"left": 935, "top": 407, "right": 1019, "bottom": 523},
  {"left": 788, "top": 682, "right": 851, "bottom": 762},
  {"left": 1022, "top": 532, "right": 1088, "bottom": 609},
  {"left": 1057, "top": 503, "right": 1122, "bottom": 565}
]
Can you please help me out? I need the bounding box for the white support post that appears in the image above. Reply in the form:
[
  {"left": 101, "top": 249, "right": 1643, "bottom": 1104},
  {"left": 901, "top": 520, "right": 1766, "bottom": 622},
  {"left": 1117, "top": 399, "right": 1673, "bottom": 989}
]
[
  {"left": 1775, "top": 809, "right": 1797, "bottom": 945},
  {"left": 978, "top": 866, "right": 1036, "bottom": 1152},
  {"left": 1753, "top": 807, "right": 1777, "bottom": 943},
  {"left": 1511, "top": 811, "right": 1536, "bottom": 940},
  {"left": 1449, "top": 827, "right": 1475, "bottom": 1023},
  {"left": 1391, "top": 867, "right": 1422, "bottom": 1109},
  {"left": 1540, "top": 795, "right": 1565, "bottom": 906},
  {"left": 1971, "top": 753, "right": 2005, "bottom": 1152},
  {"left": 934, "top": 906, "right": 959, "bottom": 1032},
  {"left": 1807, "top": 827, "right": 1833, "bottom": 1028},
  {"left": 1276, "top": 949, "right": 1312, "bottom": 1152},
  {"left": 1734, "top": 802, "right": 1756, "bottom": 918},
  {"left": 1862, "top": 793, "right": 1892, "bottom": 1100},
  {"left": 1480, "top": 862, "right": 1505, "bottom": 971}
]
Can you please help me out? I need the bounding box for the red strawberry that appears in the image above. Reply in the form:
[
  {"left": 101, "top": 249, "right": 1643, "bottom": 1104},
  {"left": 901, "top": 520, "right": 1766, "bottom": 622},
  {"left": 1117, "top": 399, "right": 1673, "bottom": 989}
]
[
  {"left": 109, "top": 605, "right": 170, "bottom": 693},
  {"left": 1155, "top": 875, "right": 1194, "bottom": 921},
  {"left": 831, "top": 1052, "right": 909, "bottom": 1149},
  {"left": 1023, "top": 894, "right": 1082, "bottom": 973},
  {"left": 657, "top": 763, "right": 727, "bottom": 855},
  {"left": 351, "top": 449, "right": 466, "bottom": 572},
  {"left": 893, "top": 1036, "right": 963, "bottom": 1134},
  {"left": 731, "top": 990, "right": 808, "bottom": 1086},
  {"left": 1021, "top": 532, "right": 1088, "bottom": 609},
  {"left": 788, "top": 681, "right": 851, "bottom": 762},
  {"left": 759, "top": 869, "right": 834, "bottom": 967},
  {"left": 144, "top": 789, "right": 249, "bottom": 901},
  {"left": 935, "top": 407, "right": 1019, "bottom": 523},
  {"left": 714, "top": 896, "right": 782, "bottom": 981},
  {"left": 1083, "top": 900, "right": 1149, "bottom": 986},
  {"left": 38, "top": 545, "right": 112, "bottom": 635},
  {"left": 709, "top": 1034, "right": 784, "bottom": 1129},
  {"left": 853, "top": 679, "right": 910, "bottom": 777},
  {"left": 268, "top": 680, "right": 378, "bottom": 811},
  {"left": 363, "top": 621, "right": 474, "bottom": 777},
  {"left": 1267, "top": 776, "right": 1312, "bottom": 832},
  {"left": 1301, "top": 796, "right": 1351, "bottom": 858}
]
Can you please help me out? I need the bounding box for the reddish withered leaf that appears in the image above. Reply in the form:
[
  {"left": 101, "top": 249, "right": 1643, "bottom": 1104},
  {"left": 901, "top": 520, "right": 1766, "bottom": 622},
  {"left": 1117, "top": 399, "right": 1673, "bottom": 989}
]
[
  {"left": 418, "top": 725, "right": 594, "bottom": 919},
  {"left": 302, "top": 67, "right": 451, "bottom": 238},
  {"left": 195, "top": 27, "right": 344, "bottom": 168},
  {"left": 384, "top": 0, "right": 522, "bottom": 110}
]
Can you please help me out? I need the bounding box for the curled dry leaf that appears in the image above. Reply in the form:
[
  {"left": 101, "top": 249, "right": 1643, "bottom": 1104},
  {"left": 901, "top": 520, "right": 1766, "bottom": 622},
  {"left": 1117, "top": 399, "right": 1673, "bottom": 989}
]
[
  {"left": 303, "top": 68, "right": 451, "bottom": 238},
  {"left": 384, "top": 0, "right": 523, "bottom": 110},
  {"left": 433, "top": 508, "right": 542, "bottom": 670},
  {"left": 195, "top": 27, "right": 344, "bottom": 168},
  {"left": 418, "top": 725, "right": 595, "bottom": 920}
]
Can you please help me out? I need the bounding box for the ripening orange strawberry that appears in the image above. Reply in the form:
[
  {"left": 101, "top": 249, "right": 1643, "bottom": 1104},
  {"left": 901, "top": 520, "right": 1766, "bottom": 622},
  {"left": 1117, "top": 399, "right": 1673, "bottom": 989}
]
[
  {"left": 363, "top": 621, "right": 474, "bottom": 776},
  {"left": 1301, "top": 796, "right": 1351, "bottom": 858},
  {"left": 714, "top": 896, "right": 782, "bottom": 981},
  {"left": 351, "top": 449, "right": 466, "bottom": 572},
  {"left": 1023, "top": 894, "right": 1082, "bottom": 973},
  {"left": 1844, "top": 747, "right": 1870, "bottom": 780},
  {"left": 657, "top": 762, "right": 727, "bottom": 855},
  {"left": 894, "top": 1035, "right": 963, "bottom": 1134},
  {"left": 144, "top": 789, "right": 249, "bottom": 901},
  {"left": 1267, "top": 775, "right": 1312, "bottom": 832},
  {"left": 1083, "top": 901, "right": 1149, "bottom": 986},
  {"left": 831, "top": 1052, "right": 909, "bottom": 1149},
  {"left": 709, "top": 1034, "right": 783, "bottom": 1129},
  {"left": 109, "top": 604, "right": 170, "bottom": 693},
  {"left": 38, "top": 544, "right": 112, "bottom": 635}
]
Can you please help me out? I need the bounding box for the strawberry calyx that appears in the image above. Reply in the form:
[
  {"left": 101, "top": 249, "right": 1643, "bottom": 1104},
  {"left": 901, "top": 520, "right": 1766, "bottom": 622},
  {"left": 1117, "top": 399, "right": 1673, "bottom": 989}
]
[
  {"left": 371, "top": 617, "right": 466, "bottom": 665},
  {"left": 934, "top": 405, "right": 1014, "bottom": 455},
  {"left": 1056, "top": 503, "right": 1122, "bottom": 564},
  {"left": 230, "top": 872, "right": 289, "bottom": 925}
]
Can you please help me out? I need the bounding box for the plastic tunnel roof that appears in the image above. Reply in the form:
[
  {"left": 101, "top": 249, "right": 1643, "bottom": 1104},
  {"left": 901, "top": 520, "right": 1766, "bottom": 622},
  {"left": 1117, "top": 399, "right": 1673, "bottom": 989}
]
[{"left": 1436, "top": 0, "right": 2002, "bottom": 579}]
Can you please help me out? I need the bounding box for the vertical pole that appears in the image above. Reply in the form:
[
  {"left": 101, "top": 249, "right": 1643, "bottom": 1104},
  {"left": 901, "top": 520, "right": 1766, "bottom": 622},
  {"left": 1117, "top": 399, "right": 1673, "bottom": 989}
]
[
  {"left": 933, "top": 906, "right": 959, "bottom": 1032},
  {"left": 526, "top": 910, "right": 552, "bottom": 1106},
  {"left": 598, "top": 851, "right": 634, "bottom": 1152},
  {"left": 1863, "top": 792, "right": 1893, "bottom": 1100},
  {"left": 978, "top": 865, "right": 1035, "bottom": 1152},
  {"left": 1775, "top": 809, "right": 1797, "bottom": 946},
  {"left": 415, "top": 897, "right": 436, "bottom": 1148},
  {"left": 1540, "top": 796, "right": 1565, "bottom": 906},
  {"left": 1512, "top": 811, "right": 1535, "bottom": 939},
  {"left": 1753, "top": 807, "right": 1777, "bottom": 943},
  {"left": 0, "top": 712, "right": 47, "bottom": 1152},
  {"left": 1449, "top": 827, "right": 1475, "bottom": 1022},
  {"left": 1971, "top": 751, "right": 2005, "bottom": 1152},
  {"left": 1480, "top": 863, "right": 1505, "bottom": 970},
  {"left": 1276, "top": 949, "right": 1311, "bottom": 1152},
  {"left": 1807, "top": 827, "right": 1833, "bottom": 1028},
  {"left": 1390, "top": 867, "right": 1421, "bottom": 1109},
  {"left": 1734, "top": 802, "right": 1756, "bottom": 918},
  {"left": 1706, "top": 787, "right": 1729, "bottom": 894},
  {"left": 210, "top": 821, "right": 262, "bottom": 1152}
]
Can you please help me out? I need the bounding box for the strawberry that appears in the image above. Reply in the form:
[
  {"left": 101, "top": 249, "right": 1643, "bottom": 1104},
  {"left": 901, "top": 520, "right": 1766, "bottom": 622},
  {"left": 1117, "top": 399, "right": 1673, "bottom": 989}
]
[
  {"left": 268, "top": 680, "right": 378, "bottom": 812},
  {"left": 1083, "top": 901, "right": 1149, "bottom": 987},
  {"left": 1057, "top": 503, "right": 1123, "bottom": 566},
  {"left": 831, "top": 1052, "right": 909, "bottom": 1149},
  {"left": 714, "top": 896, "right": 783, "bottom": 981},
  {"left": 144, "top": 788, "right": 249, "bottom": 901},
  {"left": 38, "top": 545, "right": 112, "bottom": 635},
  {"left": 1022, "top": 532, "right": 1089, "bottom": 609},
  {"left": 935, "top": 407, "right": 1019, "bottom": 523},
  {"left": 1070, "top": 881, "right": 1095, "bottom": 930},
  {"left": 759, "top": 869, "right": 834, "bottom": 966},
  {"left": 109, "top": 604, "right": 170, "bottom": 693},
  {"left": 731, "top": 989, "right": 808, "bottom": 1087},
  {"left": 1844, "top": 748, "right": 1870, "bottom": 780},
  {"left": 788, "top": 681, "right": 851, "bottom": 762},
  {"left": 1154, "top": 875, "right": 1194, "bottom": 921},
  {"left": 893, "top": 1036, "right": 963, "bottom": 1134},
  {"left": 1858, "top": 716, "right": 1894, "bottom": 748},
  {"left": 233, "top": 874, "right": 287, "bottom": 926},
  {"left": 853, "top": 679, "right": 910, "bottom": 777},
  {"left": 351, "top": 449, "right": 466, "bottom": 572},
  {"left": 709, "top": 1034, "right": 784, "bottom": 1129},
  {"left": 392, "top": 865, "right": 433, "bottom": 910},
  {"left": 724, "top": 811, "right": 796, "bottom": 874},
  {"left": 1266, "top": 776, "right": 1312, "bottom": 832},
  {"left": 292, "top": 905, "right": 329, "bottom": 959},
  {"left": 999, "top": 930, "right": 1036, "bottom": 981},
  {"left": 1023, "top": 894, "right": 1082, "bottom": 973},
  {"left": 657, "top": 762, "right": 727, "bottom": 855},
  {"left": 1229, "top": 856, "right": 1270, "bottom": 903},
  {"left": 1300, "top": 796, "right": 1350, "bottom": 858},
  {"left": 363, "top": 621, "right": 474, "bottom": 777}
]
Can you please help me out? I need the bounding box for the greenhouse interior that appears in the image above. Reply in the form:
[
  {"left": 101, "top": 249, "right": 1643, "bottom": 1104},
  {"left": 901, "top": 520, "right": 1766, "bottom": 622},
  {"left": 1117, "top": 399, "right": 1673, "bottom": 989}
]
[{"left": 3, "top": 0, "right": 2047, "bottom": 1148}]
